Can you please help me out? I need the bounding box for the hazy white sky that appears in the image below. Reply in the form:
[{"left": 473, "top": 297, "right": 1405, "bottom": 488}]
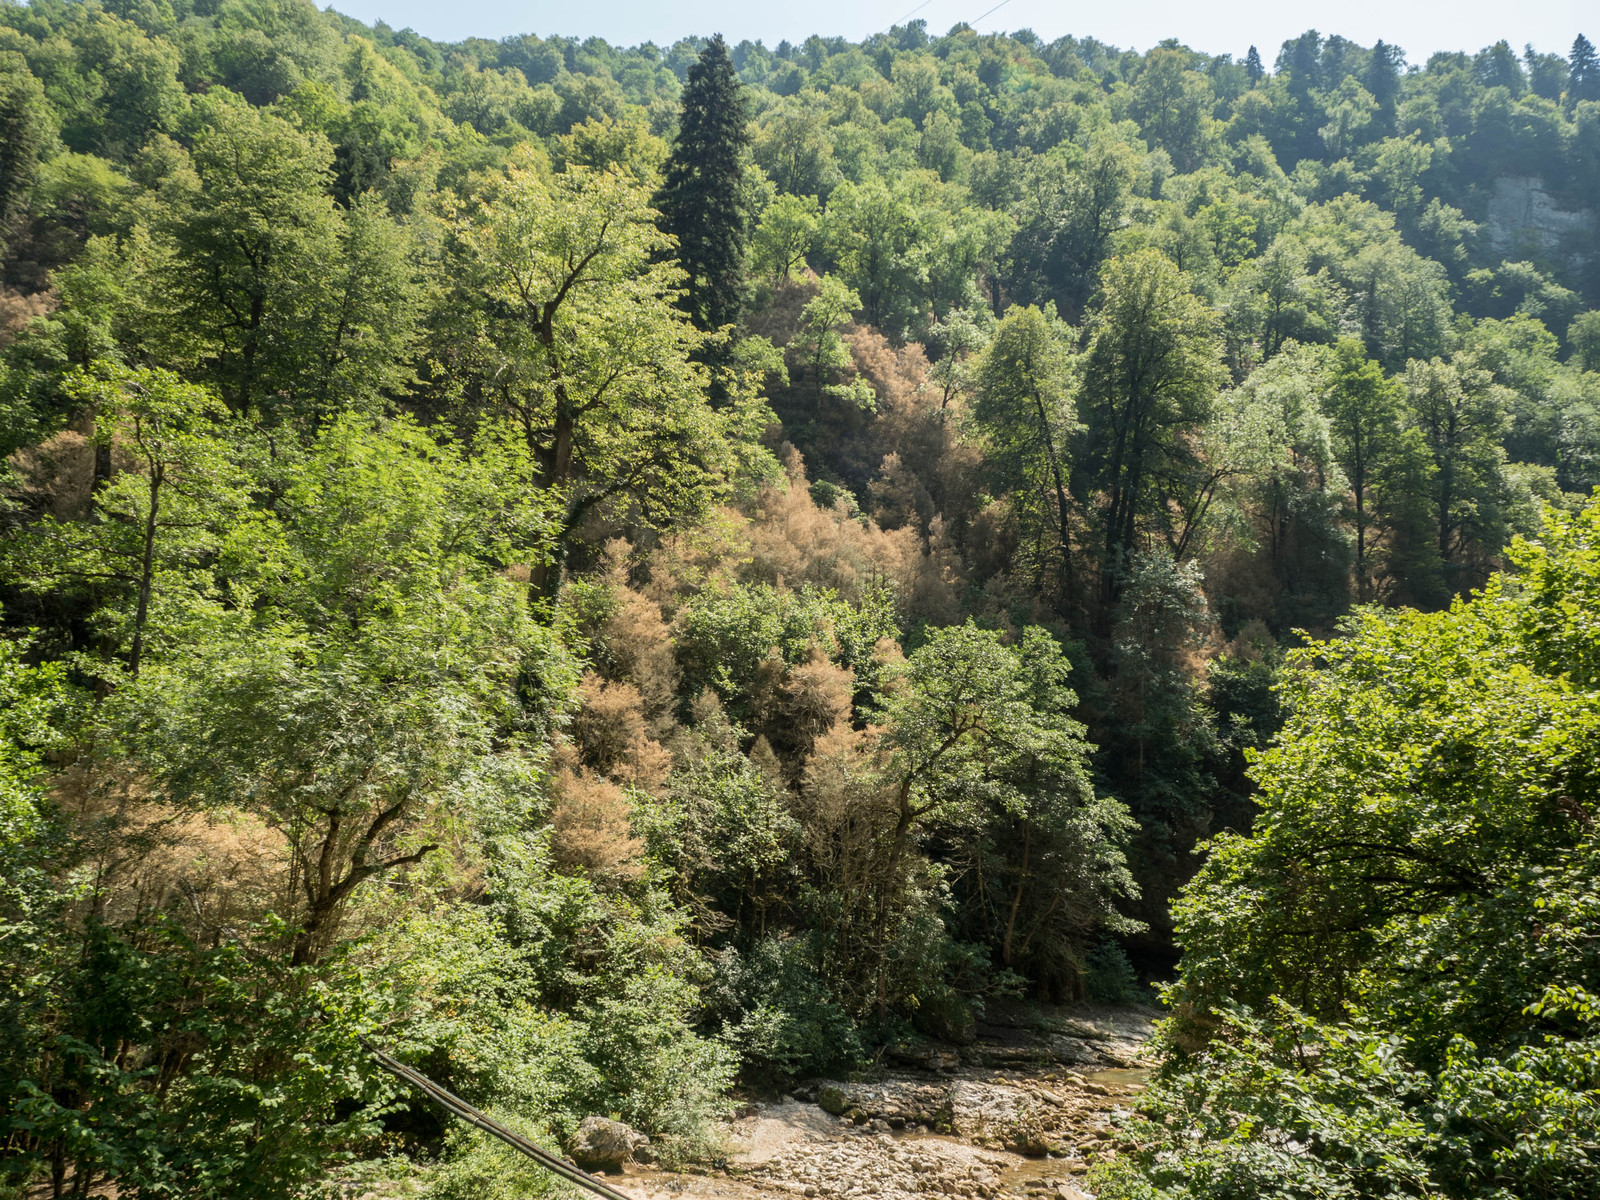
[{"left": 326, "top": 0, "right": 1590, "bottom": 63}]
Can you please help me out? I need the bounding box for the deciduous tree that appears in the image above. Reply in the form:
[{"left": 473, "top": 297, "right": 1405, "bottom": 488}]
[
  {"left": 1076, "top": 250, "right": 1224, "bottom": 605},
  {"left": 447, "top": 156, "right": 754, "bottom": 595}
]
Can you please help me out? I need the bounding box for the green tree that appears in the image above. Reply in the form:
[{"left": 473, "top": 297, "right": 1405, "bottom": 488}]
[
  {"left": 1098, "top": 549, "right": 1223, "bottom": 903},
  {"left": 1128, "top": 49, "right": 1214, "bottom": 171},
  {"left": 1172, "top": 509, "right": 1596, "bottom": 1024},
  {"left": 1315, "top": 75, "right": 1377, "bottom": 158},
  {"left": 750, "top": 191, "right": 819, "bottom": 284},
  {"left": 792, "top": 273, "right": 872, "bottom": 416},
  {"left": 925, "top": 305, "right": 990, "bottom": 409},
  {"left": 0, "top": 630, "right": 81, "bottom": 1199},
  {"left": 821, "top": 177, "right": 931, "bottom": 339},
  {"left": 1404, "top": 355, "right": 1511, "bottom": 591},
  {"left": 1096, "top": 501, "right": 1600, "bottom": 1200},
  {"left": 1204, "top": 344, "right": 1350, "bottom": 627},
  {"left": 150, "top": 100, "right": 419, "bottom": 420},
  {"left": 0, "top": 53, "right": 53, "bottom": 263},
  {"left": 1364, "top": 39, "right": 1404, "bottom": 131},
  {"left": 871, "top": 623, "right": 1127, "bottom": 1011},
  {"left": 1568, "top": 33, "right": 1600, "bottom": 105},
  {"left": 1076, "top": 250, "right": 1224, "bottom": 603},
  {"left": 973, "top": 305, "right": 1078, "bottom": 595},
  {"left": 1285, "top": 197, "right": 1451, "bottom": 370},
  {"left": 0, "top": 413, "right": 572, "bottom": 1196},
  {"left": 1366, "top": 134, "right": 1434, "bottom": 223},
  {"left": 1372, "top": 424, "right": 1447, "bottom": 606},
  {"left": 63, "top": 5, "right": 186, "bottom": 157},
  {"left": 448, "top": 155, "right": 755, "bottom": 595},
  {"left": 1571, "top": 310, "right": 1600, "bottom": 373},
  {"left": 655, "top": 34, "right": 750, "bottom": 334},
  {"left": 555, "top": 113, "right": 671, "bottom": 186},
  {"left": 751, "top": 100, "right": 840, "bottom": 198},
  {"left": 3, "top": 366, "right": 249, "bottom": 678},
  {"left": 1006, "top": 140, "right": 1138, "bottom": 320},
  {"left": 1223, "top": 237, "right": 1341, "bottom": 364},
  {"left": 1322, "top": 338, "right": 1405, "bottom": 598},
  {"left": 158, "top": 100, "right": 338, "bottom": 411},
  {"left": 121, "top": 414, "right": 571, "bottom": 966}
]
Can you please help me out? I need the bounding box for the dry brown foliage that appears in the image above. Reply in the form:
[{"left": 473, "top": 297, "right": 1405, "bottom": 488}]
[
  {"left": 571, "top": 671, "right": 673, "bottom": 792},
  {"left": 867, "top": 450, "right": 931, "bottom": 532},
  {"left": 51, "top": 766, "right": 289, "bottom": 946},
  {"left": 846, "top": 327, "right": 983, "bottom": 533},
  {"left": 746, "top": 446, "right": 902, "bottom": 598},
  {"left": 869, "top": 634, "right": 907, "bottom": 691},
  {"left": 744, "top": 447, "right": 964, "bottom": 627},
  {"left": 799, "top": 721, "right": 892, "bottom": 840},
  {"left": 794, "top": 721, "right": 899, "bottom": 947},
  {"left": 1223, "top": 618, "right": 1277, "bottom": 662},
  {"left": 747, "top": 734, "right": 786, "bottom": 789},
  {"left": 0, "top": 285, "right": 54, "bottom": 348},
  {"left": 548, "top": 762, "right": 646, "bottom": 882},
  {"left": 775, "top": 647, "right": 856, "bottom": 758},
  {"left": 963, "top": 497, "right": 1021, "bottom": 582},
  {"left": 639, "top": 507, "right": 755, "bottom": 613},
  {"left": 741, "top": 273, "right": 819, "bottom": 351},
  {"left": 1200, "top": 541, "right": 1283, "bottom": 635},
  {"left": 8, "top": 426, "right": 97, "bottom": 520},
  {"left": 599, "top": 590, "right": 680, "bottom": 724}
]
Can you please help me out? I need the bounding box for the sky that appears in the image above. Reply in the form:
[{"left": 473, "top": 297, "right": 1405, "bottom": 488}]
[{"left": 323, "top": 0, "right": 1592, "bottom": 63}]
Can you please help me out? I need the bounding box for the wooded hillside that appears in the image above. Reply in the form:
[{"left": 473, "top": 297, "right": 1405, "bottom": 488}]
[{"left": 2, "top": 5, "right": 1598, "bottom": 1197}]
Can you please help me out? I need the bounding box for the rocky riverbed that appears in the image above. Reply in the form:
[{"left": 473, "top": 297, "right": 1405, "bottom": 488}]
[{"left": 614, "top": 1004, "right": 1158, "bottom": 1200}]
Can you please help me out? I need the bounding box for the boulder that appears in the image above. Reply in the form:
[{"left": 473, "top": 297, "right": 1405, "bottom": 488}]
[
  {"left": 948, "top": 1081, "right": 1042, "bottom": 1142},
  {"left": 568, "top": 1116, "right": 650, "bottom": 1172},
  {"left": 811, "top": 1080, "right": 952, "bottom": 1126},
  {"left": 1046, "top": 1035, "right": 1101, "bottom": 1066},
  {"left": 817, "top": 1084, "right": 851, "bottom": 1116}
]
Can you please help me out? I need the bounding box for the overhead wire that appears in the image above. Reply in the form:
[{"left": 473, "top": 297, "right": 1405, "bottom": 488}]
[
  {"left": 364, "top": 1041, "right": 640, "bottom": 1200},
  {"left": 966, "top": 0, "right": 1017, "bottom": 28},
  {"left": 880, "top": 0, "right": 1017, "bottom": 42},
  {"left": 887, "top": 0, "right": 938, "bottom": 28}
]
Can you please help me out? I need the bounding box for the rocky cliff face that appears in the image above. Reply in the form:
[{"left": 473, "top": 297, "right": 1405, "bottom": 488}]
[{"left": 1485, "top": 176, "right": 1596, "bottom": 269}]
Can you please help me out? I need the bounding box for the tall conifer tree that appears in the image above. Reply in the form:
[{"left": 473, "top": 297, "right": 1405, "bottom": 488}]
[
  {"left": 656, "top": 35, "right": 751, "bottom": 335},
  {"left": 1244, "top": 45, "right": 1264, "bottom": 85},
  {"left": 1364, "top": 40, "right": 1404, "bottom": 132},
  {"left": 1570, "top": 34, "right": 1600, "bottom": 104}
]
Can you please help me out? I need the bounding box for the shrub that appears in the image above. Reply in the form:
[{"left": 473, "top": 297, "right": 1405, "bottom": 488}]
[
  {"left": 706, "top": 937, "right": 864, "bottom": 1077},
  {"left": 1082, "top": 939, "right": 1143, "bottom": 1004}
]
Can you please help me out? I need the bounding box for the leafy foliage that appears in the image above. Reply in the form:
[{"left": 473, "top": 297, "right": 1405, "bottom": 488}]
[
  {"left": 4, "top": 5, "right": 1600, "bottom": 1195},
  {"left": 1099, "top": 500, "right": 1600, "bottom": 1200}
]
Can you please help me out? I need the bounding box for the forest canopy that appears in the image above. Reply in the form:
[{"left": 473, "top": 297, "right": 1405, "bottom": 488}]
[{"left": 2, "top": 3, "right": 1599, "bottom": 1197}]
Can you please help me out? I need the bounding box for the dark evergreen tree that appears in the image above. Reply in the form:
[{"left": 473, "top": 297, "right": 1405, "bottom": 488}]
[
  {"left": 1277, "top": 30, "right": 1323, "bottom": 94},
  {"left": 1276, "top": 30, "right": 1325, "bottom": 160},
  {"left": 1524, "top": 45, "right": 1568, "bottom": 100},
  {"left": 1571, "top": 34, "right": 1600, "bottom": 104},
  {"left": 1475, "top": 40, "right": 1526, "bottom": 94},
  {"left": 656, "top": 34, "right": 751, "bottom": 336},
  {"left": 0, "top": 64, "right": 48, "bottom": 270},
  {"left": 1244, "top": 45, "right": 1264, "bottom": 85},
  {"left": 1364, "top": 40, "right": 1404, "bottom": 132},
  {"left": 1319, "top": 35, "right": 1359, "bottom": 88}
]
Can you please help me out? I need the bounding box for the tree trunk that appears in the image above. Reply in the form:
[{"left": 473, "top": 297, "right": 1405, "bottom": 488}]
[
  {"left": 873, "top": 787, "right": 916, "bottom": 1021},
  {"left": 1031, "top": 390, "right": 1076, "bottom": 593},
  {"left": 1001, "top": 819, "right": 1032, "bottom": 967},
  {"left": 291, "top": 803, "right": 437, "bottom": 966},
  {"left": 128, "top": 462, "right": 164, "bottom": 680}
]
